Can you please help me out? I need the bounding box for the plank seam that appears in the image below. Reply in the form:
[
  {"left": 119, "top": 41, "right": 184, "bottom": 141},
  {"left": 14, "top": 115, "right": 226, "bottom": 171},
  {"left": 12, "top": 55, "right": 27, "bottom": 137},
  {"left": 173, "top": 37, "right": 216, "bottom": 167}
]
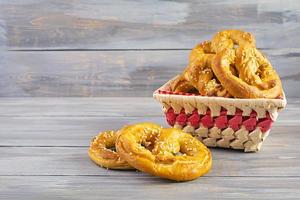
[
  {"left": 0, "top": 175, "right": 299, "bottom": 178},
  {"left": 8, "top": 48, "right": 273, "bottom": 52}
]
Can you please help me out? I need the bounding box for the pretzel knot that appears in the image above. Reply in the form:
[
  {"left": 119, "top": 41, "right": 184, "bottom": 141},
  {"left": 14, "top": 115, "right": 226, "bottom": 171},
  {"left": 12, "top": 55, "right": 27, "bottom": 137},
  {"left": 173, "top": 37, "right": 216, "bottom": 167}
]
[
  {"left": 183, "top": 41, "right": 231, "bottom": 97},
  {"left": 170, "top": 41, "right": 231, "bottom": 97},
  {"left": 116, "top": 122, "right": 212, "bottom": 181},
  {"left": 170, "top": 30, "right": 283, "bottom": 99},
  {"left": 210, "top": 30, "right": 282, "bottom": 98},
  {"left": 88, "top": 130, "right": 133, "bottom": 169},
  {"left": 169, "top": 75, "right": 195, "bottom": 93},
  {"left": 211, "top": 29, "right": 256, "bottom": 52}
]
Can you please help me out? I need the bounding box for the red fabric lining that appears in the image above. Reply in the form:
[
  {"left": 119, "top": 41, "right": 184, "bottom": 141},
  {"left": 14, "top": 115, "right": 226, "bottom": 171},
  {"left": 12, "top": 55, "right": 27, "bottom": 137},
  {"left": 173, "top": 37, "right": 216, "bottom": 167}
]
[{"left": 158, "top": 90, "right": 197, "bottom": 96}]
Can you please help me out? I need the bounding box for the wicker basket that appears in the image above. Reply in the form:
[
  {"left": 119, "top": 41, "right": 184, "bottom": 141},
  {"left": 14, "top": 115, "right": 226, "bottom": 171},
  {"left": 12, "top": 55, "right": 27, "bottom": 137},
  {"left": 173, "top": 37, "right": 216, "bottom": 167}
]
[{"left": 153, "top": 76, "right": 287, "bottom": 152}]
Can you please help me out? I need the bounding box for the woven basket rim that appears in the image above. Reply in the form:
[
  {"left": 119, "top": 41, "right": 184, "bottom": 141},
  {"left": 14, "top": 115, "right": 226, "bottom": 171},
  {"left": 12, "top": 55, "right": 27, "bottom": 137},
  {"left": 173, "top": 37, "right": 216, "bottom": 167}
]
[{"left": 153, "top": 75, "right": 287, "bottom": 110}]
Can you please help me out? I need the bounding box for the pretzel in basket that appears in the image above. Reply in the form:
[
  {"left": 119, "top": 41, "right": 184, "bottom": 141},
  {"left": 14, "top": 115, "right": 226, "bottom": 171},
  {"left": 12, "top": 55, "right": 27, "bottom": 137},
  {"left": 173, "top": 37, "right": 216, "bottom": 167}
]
[
  {"left": 169, "top": 74, "right": 195, "bottom": 93},
  {"left": 116, "top": 122, "right": 212, "bottom": 181},
  {"left": 183, "top": 41, "right": 231, "bottom": 97},
  {"left": 88, "top": 130, "right": 133, "bottom": 169},
  {"left": 211, "top": 29, "right": 256, "bottom": 53},
  {"left": 212, "top": 46, "right": 283, "bottom": 99},
  {"left": 211, "top": 30, "right": 282, "bottom": 98}
]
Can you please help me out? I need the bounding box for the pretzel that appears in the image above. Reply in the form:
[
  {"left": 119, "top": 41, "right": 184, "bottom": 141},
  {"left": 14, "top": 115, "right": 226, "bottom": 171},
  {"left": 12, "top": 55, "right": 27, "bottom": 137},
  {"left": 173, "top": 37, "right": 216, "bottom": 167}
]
[
  {"left": 183, "top": 41, "right": 231, "bottom": 97},
  {"left": 88, "top": 130, "right": 133, "bottom": 169},
  {"left": 211, "top": 29, "right": 256, "bottom": 53},
  {"left": 212, "top": 47, "right": 283, "bottom": 98},
  {"left": 169, "top": 75, "right": 195, "bottom": 93},
  {"left": 116, "top": 122, "right": 212, "bottom": 181}
]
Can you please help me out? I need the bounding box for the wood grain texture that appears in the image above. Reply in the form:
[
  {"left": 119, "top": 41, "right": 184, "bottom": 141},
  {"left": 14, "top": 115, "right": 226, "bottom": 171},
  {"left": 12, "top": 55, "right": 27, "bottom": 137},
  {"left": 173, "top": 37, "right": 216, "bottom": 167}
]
[
  {"left": 1, "top": 116, "right": 298, "bottom": 146},
  {"left": 0, "top": 49, "right": 299, "bottom": 97},
  {"left": 1, "top": 176, "right": 299, "bottom": 200},
  {"left": 0, "top": 97, "right": 162, "bottom": 117},
  {"left": 0, "top": 98, "right": 298, "bottom": 146},
  {"left": 0, "top": 145, "right": 299, "bottom": 177},
  {"left": 0, "top": 116, "right": 165, "bottom": 146},
  {"left": 0, "top": 97, "right": 298, "bottom": 117},
  {"left": 1, "top": 0, "right": 299, "bottom": 198},
  {"left": 0, "top": 0, "right": 300, "bottom": 49},
  {"left": 0, "top": 97, "right": 298, "bottom": 200},
  {"left": 0, "top": 98, "right": 299, "bottom": 177}
]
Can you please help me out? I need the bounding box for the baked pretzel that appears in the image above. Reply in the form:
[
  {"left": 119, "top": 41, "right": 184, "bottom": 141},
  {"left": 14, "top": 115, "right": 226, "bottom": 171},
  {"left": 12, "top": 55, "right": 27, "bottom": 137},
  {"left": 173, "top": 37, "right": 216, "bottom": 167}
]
[
  {"left": 212, "top": 47, "right": 283, "bottom": 98},
  {"left": 169, "top": 30, "right": 282, "bottom": 99},
  {"left": 116, "top": 122, "right": 212, "bottom": 181},
  {"left": 88, "top": 130, "right": 133, "bottom": 169},
  {"left": 183, "top": 41, "right": 231, "bottom": 97},
  {"left": 211, "top": 29, "right": 256, "bottom": 53},
  {"left": 169, "top": 75, "right": 195, "bottom": 93}
]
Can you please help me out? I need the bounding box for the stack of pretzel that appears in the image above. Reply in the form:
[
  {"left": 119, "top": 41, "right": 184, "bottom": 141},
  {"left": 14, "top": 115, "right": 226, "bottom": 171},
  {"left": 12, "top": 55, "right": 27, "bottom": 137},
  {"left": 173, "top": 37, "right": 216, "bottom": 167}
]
[{"left": 170, "top": 30, "right": 283, "bottom": 99}]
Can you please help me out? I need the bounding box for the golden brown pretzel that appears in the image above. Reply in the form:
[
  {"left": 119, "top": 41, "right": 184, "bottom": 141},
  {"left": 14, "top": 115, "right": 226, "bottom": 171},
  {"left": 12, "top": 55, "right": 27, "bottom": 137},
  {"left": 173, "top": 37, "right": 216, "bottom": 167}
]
[
  {"left": 116, "top": 122, "right": 212, "bottom": 181},
  {"left": 169, "top": 75, "right": 195, "bottom": 93},
  {"left": 88, "top": 130, "right": 133, "bottom": 169},
  {"left": 212, "top": 47, "right": 283, "bottom": 99},
  {"left": 211, "top": 29, "right": 256, "bottom": 53},
  {"left": 183, "top": 41, "right": 231, "bottom": 97},
  {"left": 169, "top": 42, "right": 215, "bottom": 94}
]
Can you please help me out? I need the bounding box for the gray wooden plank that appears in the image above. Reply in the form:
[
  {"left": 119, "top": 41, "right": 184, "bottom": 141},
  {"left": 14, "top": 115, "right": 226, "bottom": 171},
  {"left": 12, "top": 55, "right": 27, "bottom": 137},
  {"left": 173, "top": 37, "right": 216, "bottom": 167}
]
[
  {"left": 0, "top": 95, "right": 297, "bottom": 200},
  {"left": 0, "top": 145, "right": 299, "bottom": 177},
  {"left": 0, "top": 97, "right": 299, "bottom": 117},
  {"left": 0, "top": 97, "right": 162, "bottom": 117},
  {"left": 0, "top": 116, "right": 298, "bottom": 146},
  {"left": 0, "top": 116, "right": 167, "bottom": 146},
  {"left": 1, "top": 176, "right": 299, "bottom": 200},
  {"left": 0, "top": 97, "right": 297, "bottom": 146},
  {"left": 0, "top": 49, "right": 299, "bottom": 97},
  {"left": 0, "top": 0, "right": 300, "bottom": 49},
  {"left": 0, "top": 99, "right": 298, "bottom": 177}
]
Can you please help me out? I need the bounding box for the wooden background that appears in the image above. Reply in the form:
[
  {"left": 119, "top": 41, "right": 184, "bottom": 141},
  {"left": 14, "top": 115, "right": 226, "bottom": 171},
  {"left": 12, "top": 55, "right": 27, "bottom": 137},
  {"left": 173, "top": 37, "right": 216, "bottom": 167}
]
[
  {"left": 0, "top": 0, "right": 299, "bottom": 97},
  {"left": 0, "top": 0, "right": 300, "bottom": 199}
]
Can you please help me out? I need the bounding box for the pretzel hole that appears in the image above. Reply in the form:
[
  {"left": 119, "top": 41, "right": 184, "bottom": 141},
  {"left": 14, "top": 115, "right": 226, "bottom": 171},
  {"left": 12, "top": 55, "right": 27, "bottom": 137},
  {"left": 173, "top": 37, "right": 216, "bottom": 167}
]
[
  {"left": 103, "top": 135, "right": 118, "bottom": 152},
  {"left": 105, "top": 142, "right": 117, "bottom": 152},
  {"left": 169, "top": 143, "right": 190, "bottom": 157},
  {"left": 188, "top": 88, "right": 199, "bottom": 94},
  {"left": 178, "top": 146, "right": 192, "bottom": 156},
  {"left": 108, "top": 146, "right": 116, "bottom": 152},
  {"left": 229, "top": 64, "right": 238, "bottom": 76},
  {"left": 173, "top": 152, "right": 184, "bottom": 156},
  {"left": 141, "top": 140, "right": 155, "bottom": 152}
]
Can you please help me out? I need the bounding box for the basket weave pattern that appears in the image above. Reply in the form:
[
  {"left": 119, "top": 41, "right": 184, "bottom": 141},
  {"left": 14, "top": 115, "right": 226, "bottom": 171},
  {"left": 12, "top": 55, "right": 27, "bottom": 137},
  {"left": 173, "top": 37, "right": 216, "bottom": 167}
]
[{"left": 153, "top": 76, "right": 286, "bottom": 152}]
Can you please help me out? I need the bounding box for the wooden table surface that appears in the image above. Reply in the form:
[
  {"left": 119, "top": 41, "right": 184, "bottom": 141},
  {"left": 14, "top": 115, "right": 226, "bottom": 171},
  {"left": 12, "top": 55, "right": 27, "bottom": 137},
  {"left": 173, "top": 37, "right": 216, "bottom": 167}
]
[{"left": 1, "top": 1, "right": 300, "bottom": 199}]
